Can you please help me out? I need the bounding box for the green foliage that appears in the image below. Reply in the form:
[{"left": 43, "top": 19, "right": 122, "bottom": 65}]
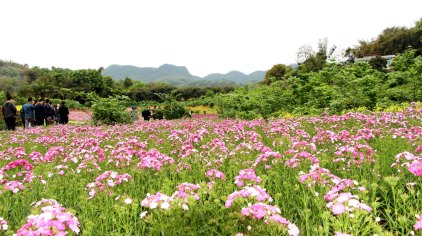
[
  {"left": 218, "top": 51, "right": 422, "bottom": 119},
  {"left": 91, "top": 96, "right": 132, "bottom": 125},
  {"left": 262, "top": 64, "right": 291, "bottom": 85},
  {"left": 369, "top": 56, "right": 387, "bottom": 71},
  {"left": 156, "top": 93, "right": 190, "bottom": 120},
  {"left": 297, "top": 38, "right": 337, "bottom": 73},
  {"left": 351, "top": 18, "right": 422, "bottom": 57}
]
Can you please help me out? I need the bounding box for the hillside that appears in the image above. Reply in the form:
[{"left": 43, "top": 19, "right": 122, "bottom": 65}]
[{"left": 102, "top": 64, "right": 265, "bottom": 86}]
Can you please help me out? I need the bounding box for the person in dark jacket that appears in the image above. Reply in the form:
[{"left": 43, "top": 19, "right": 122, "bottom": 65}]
[
  {"left": 58, "top": 101, "right": 69, "bottom": 124},
  {"left": 44, "top": 99, "right": 54, "bottom": 126},
  {"left": 141, "top": 106, "right": 151, "bottom": 121},
  {"left": 34, "top": 99, "right": 46, "bottom": 126},
  {"left": 2, "top": 96, "right": 17, "bottom": 131}
]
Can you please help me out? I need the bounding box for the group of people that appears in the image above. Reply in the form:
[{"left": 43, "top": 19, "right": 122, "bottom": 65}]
[
  {"left": 141, "top": 106, "right": 163, "bottom": 121},
  {"left": 2, "top": 96, "right": 70, "bottom": 131}
]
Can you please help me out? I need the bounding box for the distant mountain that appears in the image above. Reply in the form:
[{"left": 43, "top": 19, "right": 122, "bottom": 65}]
[{"left": 102, "top": 64, "right": 265, "bottom": 86}]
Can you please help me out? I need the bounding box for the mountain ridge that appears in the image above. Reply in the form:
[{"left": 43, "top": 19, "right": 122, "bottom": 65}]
[{"left": 102, "top": 64, "right": 266, "bottom": 86}]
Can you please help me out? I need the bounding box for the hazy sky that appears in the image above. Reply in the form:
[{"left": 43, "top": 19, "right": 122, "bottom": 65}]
[{"left": 1, "top": 0, "right": 421, "bottom": 77}]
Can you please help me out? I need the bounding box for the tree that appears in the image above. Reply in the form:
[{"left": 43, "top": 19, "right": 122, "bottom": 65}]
[
  {"left": 262, "top": 64, "right": 291, "bottom": 84},
  {"left": 123, "top": 77, "right": 133, "bottom": 88},
  {"left": 297, "top": 38, "right": 336, "bottom": 73},
  {"left": 369, "top": 56, "right": 388, "bottom": 71}
]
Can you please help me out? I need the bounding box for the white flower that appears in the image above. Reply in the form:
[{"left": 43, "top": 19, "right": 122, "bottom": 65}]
[
  {"left": 107, "top": 179, "right": 115, "bottom": 187},
  {"left": 247, "top": 225, "right": 252, "bottom": 231},
  {"left": 150, "top": 202, "right": 158, "bottom": 209},
  {"left": 348, "top": 199, "right": 359, "bottom": 208},
  {"left": 182, "top": 204, "right": 189, "bottom": 211},
  {"left": 287, "top": 224, "right": 300, "bottom": 236},
  {"left": 140, "top": 211, "right": 148, "bottom": 219},
  {"left": 314, "top": 192, "right": 319, "bottom": 197},
  {"left": 161, "top": 201, "right": 170, "bottom": 210},
  {"left": 124, "top": 198, "right": 132, "bottom": 204},
  {"left": 375, "top": 217, "right": 381, "bottom": 222}
]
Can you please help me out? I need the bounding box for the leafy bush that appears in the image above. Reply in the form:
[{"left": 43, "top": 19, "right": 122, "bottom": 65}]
[
  {"left": 91, "top": 96, "right": 132, "bottom": 125},
  {"left": 162, "top": 104, "right": 190, "bottom": 120}
]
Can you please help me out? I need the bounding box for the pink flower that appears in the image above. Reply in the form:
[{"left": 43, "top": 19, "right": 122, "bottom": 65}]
[
  {"left": 414, "top": 214, "right": 422, "bottom": 230},
  {"left": 206, "top": 169, "right": 226, "bottom": 180},
  {"left": 331, "top": 204, "right": 345, "bottom": 215},
  {"left": 234, "top": 169, "right": 262, "bottom": 187},
  {"left": 408, "top": 161, "right": 422, "bottom": 176}
]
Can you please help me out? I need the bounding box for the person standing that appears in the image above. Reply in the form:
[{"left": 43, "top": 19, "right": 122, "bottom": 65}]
[
  {"left": 58, "top": 101, "right": 69, "bottom": 124},
  {"left": 2, "top": 96, "right": 17, "bottom": 131},
  {"left": 22, "top": 97, "right": 35, "bottom": 128},
  {"left": 54, "top": 104, "right": 60, "bottom": 124},
  {"left": 34, "top": 99, "right": 46, "bottom": 126},
  {"left": 44, "top": 99, "right": 54, "bottom": 126},
  {"left": 141, "top": 106, "right": 151, "bottom": 121},
  {"left": 20, "top": 106, "right": 25, "bottom": 128}
]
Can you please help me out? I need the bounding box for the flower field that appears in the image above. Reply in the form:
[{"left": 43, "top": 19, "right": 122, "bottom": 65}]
[{"left": 0, "top": 108, "right": 421, "bottom": 235}]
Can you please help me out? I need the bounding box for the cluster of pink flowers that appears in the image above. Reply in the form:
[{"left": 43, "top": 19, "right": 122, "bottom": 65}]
[
  {"left": 324, "top": 179, "right": 365, "bottom": 201},
  {"left": 69, "top": 110, "right": 92, "bottom": 121},
  {"left": 141, "top": 182, "right": 202, "bottom": 212},
  {"left": 311, "top": 130, "right": 338, "bottom": 144},
  {"left": 415, "top": 214, "right": 422, "bottom": 230},
  {"left": 85, "top": 171, "right": 132, "bottom": 199},
  {"left": 285, "top": 151, "right": 319, "bottom": 168},
  {"left": 0, "top": 146, "right": 26, "bottom": 160},
  {"left": 41, "top": 146, "right": 69, "bottom": 163},
  {"left": 50, "top": 165, "right": 69, "bottom": 176},
  {"left": 206, "top": 169, "right": 226, "bottom": 180},
  {"left": 171, "top": 182, "right": 201, "bottom": 201},
  {"left": 240, "top": 203, "right": 299, "bottom": 236},
  {"left": 0, "top": 217, "right": 8, "bottom": 231},
  {"left": 0, "top": 159, "right": 34, "bottom": 193},
  {"left": 225, "top": 185, "right": 272, "bottom": 208},
  {"left": 326, "top": 192, "right": 372, "bottom": 215},
  {"left": 298, "top": 164, "right": 338, "bottom": 187},
  {"left": 141, "top": 192, "right": 173, "bottom": 210},
  {"left": 392, "top": 151, "right": 422, "bottom": 176},
  {"left": 136, "top": 148, "right": 175, "bottom": 171},
  {"left": 1, "top": 159, "right": 33, "bottom": 172},
  {"left": 234, "top": 169, "right": 262, "bottom": 187},
  {"left": 253, "top": 151, "right": 282, "bottom": 167},
  {"left": 333, "top": 144, "right": 375, "bottom": 166},
  {"left": 16, "top": 199, "right": 80, "bottom": 235},
  {"left": 108, "top": 137, "right": 147, "bottom": 168}
]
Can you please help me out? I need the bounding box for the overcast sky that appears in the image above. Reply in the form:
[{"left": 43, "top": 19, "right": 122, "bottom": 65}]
[{"left": 1, "top": 0, "right": 421, "bottom": 77}]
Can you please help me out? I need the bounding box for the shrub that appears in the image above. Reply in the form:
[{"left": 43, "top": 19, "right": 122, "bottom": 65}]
[
  {"left": 91, "top": 96, "right": 132, "bottom": 125},
  {"left": 162, "top": 104, "right": 190, "bottom": 120}
]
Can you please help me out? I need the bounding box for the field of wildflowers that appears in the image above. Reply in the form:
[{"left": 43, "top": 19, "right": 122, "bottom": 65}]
[{"left": 0, "top": 107, "right": 421, "bottom": 235}]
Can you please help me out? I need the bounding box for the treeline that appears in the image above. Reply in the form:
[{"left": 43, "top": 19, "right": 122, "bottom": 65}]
[
  {"left": 217, "top": 18, "right": 422, "bottom": 119},
  {"left": 347, "top": 18, "right": 422, "bottom": 58},
  {"left": 0, "top": 62, "right": 234, "bottom": 104},
  {"left": 218, "top": 49, "right": 422, "bottom": 119}
]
